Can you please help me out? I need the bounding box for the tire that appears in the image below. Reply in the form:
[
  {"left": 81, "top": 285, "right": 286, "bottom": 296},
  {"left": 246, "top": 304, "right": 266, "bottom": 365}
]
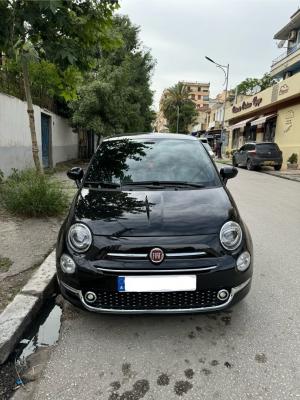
[
  {"left": 274, "top": 164, "right": 282, "bottom": 171},
  {"left": 232, "top": 157, "right": 238, "bottom": 167},
  {"left": 246, "top": 159, "right": 254, "bottom": 171}
]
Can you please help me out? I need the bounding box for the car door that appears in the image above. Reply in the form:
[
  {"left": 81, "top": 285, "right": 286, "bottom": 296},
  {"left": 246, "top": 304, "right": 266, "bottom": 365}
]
[{"left": 235, "top": 145, "right": 245, "bottom": 165}]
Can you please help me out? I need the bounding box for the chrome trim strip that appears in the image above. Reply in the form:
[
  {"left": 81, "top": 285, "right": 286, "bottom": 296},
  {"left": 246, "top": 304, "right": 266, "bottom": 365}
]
[
  {"left": 77, "top": 278, "right": 252, "bottom": 314},
  {"left": 107, "top": 253, "right": 148, "bottom": 258},
  {"left": 166, "top": 251, "right": 207, "bottom": 257},
  {"left": 96, "top": 266, "right": 217, "bottom": 273},
  {"left": 60, "top": 280, "right": 81, "bottom": 296},
  {"left": 107, "top": 251, "right": 207, "bottom": 259}
]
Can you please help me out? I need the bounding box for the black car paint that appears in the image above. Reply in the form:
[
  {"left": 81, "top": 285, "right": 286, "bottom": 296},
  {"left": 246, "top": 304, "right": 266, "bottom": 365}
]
[{"left": 57, "top": 134, "right": 253, "bottom": 313}]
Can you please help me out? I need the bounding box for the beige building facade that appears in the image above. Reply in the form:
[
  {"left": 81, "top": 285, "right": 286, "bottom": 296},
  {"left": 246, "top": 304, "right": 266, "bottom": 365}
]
[
  {"left": 225, "top": 9, "right": 300, "bottom": 168},
  {"left": 225, "top": 73, "right": 300, "bottom": 167}
]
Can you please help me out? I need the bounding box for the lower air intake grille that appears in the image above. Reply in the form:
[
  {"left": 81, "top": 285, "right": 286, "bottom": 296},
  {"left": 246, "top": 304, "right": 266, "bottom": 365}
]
[{"left": 82, "top": 289, "right": 228, "bottom": 310}]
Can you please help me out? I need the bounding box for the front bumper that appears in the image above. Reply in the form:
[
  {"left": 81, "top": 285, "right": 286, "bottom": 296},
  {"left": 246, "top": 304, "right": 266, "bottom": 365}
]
[{"left": 58, "top": 274, "right": 252, "bottom": 314}]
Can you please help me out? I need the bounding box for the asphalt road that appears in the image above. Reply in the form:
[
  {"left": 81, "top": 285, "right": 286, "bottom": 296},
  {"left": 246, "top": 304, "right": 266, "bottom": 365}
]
[{"left": 33, "top": 166, "right": 300, "bottom": 400}]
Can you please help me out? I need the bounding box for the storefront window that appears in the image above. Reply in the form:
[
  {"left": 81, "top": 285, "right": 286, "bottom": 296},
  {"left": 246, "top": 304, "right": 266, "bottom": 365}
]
[
  {"left": 244, "top": 124, "right": 257, "bottom": 142},
  {"left": 263, "top": 118, "right": 276, "bottom": 142}
]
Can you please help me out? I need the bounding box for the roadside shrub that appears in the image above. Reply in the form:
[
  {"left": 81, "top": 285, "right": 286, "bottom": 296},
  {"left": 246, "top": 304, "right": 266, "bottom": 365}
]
[
  {"left": 0, "top": 169, "right": 68, "bottom": 217},
  {"left": 287, "top": 153, "right": 298, "bottom": 164},
  {"left": 0, "top": 169, "right": 4, "bottom": 183}
]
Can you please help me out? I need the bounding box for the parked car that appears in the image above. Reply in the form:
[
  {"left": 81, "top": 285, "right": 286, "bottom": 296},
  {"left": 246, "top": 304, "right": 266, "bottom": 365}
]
[
  {"left": 57, "top": 133, "right": 253, "bottom": 314},
  {"left": 198, "top": 137, "right": 208, "bottom": 143},
  {"left": 202, "top": 141, "right": 215, "bottom": 159},
  {"left": 232, "top": 142, "right": 283, "bottom": 171}
]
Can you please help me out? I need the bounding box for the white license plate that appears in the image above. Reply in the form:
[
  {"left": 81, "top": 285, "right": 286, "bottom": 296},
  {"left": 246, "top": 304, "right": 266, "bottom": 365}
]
[
  {"left": 117, "top": 275, "right": 196, "bottom": 292},
  {"left": 264, "top": 161, "right": 275, "bottom": 166}
]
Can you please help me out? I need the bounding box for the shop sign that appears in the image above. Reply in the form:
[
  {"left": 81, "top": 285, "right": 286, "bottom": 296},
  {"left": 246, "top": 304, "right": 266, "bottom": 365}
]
[{"left": 232, "top": 96, "right": 262, "bottom": 113}]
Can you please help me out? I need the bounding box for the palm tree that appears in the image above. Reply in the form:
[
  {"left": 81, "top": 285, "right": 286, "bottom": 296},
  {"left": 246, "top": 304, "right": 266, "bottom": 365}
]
[{"left": 161, "top": 82, "right": 197, "bottom": 133}]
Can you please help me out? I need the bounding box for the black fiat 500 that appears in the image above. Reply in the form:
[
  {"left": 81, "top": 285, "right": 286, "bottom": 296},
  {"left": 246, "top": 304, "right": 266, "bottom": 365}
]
[{"left": 57, "top": 133, "right": 253, "bottom": 313}]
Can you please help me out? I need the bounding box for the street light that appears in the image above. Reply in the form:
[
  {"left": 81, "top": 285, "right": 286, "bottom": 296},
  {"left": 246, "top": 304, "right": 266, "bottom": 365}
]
[
  {"left": 176, "top": 105, "right": 179, "bottom": 133},
  {"left": 205, "top": 56, "right": 230, "bottom": 158}
]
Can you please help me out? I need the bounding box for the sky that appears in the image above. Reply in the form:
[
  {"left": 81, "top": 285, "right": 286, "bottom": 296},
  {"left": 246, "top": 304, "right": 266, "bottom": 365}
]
[{"left": 119, "top": 0, "right": 300, "bottom": 110}]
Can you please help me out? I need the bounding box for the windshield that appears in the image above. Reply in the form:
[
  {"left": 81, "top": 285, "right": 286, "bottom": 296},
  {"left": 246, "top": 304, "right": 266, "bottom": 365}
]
[
  {"left": 85, "top": 138, "right": 220, "bottom": 188},
  {"left": 256, "top": 143, "right": 280, "bottom": 152}
]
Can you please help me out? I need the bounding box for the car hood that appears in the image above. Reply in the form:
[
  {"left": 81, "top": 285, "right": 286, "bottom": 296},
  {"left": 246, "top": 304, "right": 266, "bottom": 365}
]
[{"left": 72, "top": 187, "right": 237, "bottom": 237}]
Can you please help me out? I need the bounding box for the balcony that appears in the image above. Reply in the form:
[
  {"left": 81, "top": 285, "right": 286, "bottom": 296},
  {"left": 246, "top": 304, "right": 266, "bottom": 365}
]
[{"left": 271, "top": 42, "right": 300, "bottom": 78}]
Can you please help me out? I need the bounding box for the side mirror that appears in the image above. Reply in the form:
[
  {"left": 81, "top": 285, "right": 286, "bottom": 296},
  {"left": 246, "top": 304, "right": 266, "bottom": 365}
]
[
  {"left": 67, "top": 167, "right": 84, "bottom": 187},
  {"left": 220, "top": 166, "right": 238, "bottom": 185}
]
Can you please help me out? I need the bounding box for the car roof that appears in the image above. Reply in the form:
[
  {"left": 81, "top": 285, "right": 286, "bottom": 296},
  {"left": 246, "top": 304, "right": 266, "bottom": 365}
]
[{"left": 104, "top": 133, "right": 198, "bottom": 142}]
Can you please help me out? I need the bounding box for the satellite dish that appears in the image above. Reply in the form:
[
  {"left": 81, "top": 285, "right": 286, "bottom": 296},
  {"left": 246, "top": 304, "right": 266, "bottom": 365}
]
[{"left": 277, "top": 40, "right": 286, "bottom": 48}]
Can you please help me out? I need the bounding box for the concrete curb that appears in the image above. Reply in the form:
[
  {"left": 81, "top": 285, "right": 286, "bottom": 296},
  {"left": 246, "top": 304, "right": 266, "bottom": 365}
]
[
  {"left": 262, "top": 171, "right": 300, "bottom": 183},
  {"left": 0, "top": 250, "right": 56, "bottom": 365}
]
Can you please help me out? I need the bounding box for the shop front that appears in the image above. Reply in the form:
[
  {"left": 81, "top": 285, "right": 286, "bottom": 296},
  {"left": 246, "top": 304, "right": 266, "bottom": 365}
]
[{"left": 225, "top": 73, "right": 300, "bottom": 168}]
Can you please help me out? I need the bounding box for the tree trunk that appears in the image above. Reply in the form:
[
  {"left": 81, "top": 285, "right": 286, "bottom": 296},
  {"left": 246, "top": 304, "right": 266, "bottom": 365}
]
[{"left": 21, "top": 57, "right": 43, "bottom": 173}]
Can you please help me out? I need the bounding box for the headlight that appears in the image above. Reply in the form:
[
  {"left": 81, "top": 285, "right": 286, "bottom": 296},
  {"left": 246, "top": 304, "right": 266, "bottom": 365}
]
[
  {"left": 60, "top": 254, "right": 76, "bottom": 274},
  {"left": 68, "top": 223, "right": 92, "bottom": 253},
  {"left": 236, "top": 251, "right": 251, "bottom": 272},
  {"left": 220, "top": 221, "right": 242, "bottom": 251}
]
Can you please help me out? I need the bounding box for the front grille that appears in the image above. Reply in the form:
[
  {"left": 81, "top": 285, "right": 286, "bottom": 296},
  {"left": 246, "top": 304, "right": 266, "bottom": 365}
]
[{"left": 82, "top": 289, "right": 228, "bottom": 310}]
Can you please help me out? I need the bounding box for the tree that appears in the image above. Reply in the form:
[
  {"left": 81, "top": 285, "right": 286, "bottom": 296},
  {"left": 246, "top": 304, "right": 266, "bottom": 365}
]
[
  {"left": 71, "top": 15, "right": 155, "bottom": 140},
  {"left": 236, "top": 73, "right": 276, "bottom": 96},
  {"left": 0, "top": 0, "right": 119, "bottom": 172},
  {"left": 162, "top": 82, "right": 197, "bottom": 133}
]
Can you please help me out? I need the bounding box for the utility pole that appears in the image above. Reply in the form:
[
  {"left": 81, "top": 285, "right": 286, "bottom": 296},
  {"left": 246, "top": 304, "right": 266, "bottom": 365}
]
[
  {"left": 205, "top": 56, "right": 230, "bottom": 159},
  {"left": 176, "top": 105, "right": 180, "bottom": 133}
]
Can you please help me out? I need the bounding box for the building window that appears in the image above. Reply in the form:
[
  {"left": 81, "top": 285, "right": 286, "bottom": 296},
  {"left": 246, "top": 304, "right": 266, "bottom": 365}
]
[
  {"left": 191, "top": 94, "right": 195, "bottom": 100},
  {"left": 198, "top": 95, "right": 201, "bottom": 100},
  {"left": 187, "top": 86, "right": 190, "bottom": 91},
  {"left": 198, "top": 86, "right": 201, "bottom": 91},
  {"left": 203, "top": 89, "right": 209, "bottom": 92},
  {"left": 203, "top": 95, "right": 209, "bottom": 101}
]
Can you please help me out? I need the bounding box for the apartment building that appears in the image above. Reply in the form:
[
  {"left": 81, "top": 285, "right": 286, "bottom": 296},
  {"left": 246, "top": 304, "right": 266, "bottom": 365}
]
[{"left": 181, "top": 81, "right": 210, "bottom": 111}]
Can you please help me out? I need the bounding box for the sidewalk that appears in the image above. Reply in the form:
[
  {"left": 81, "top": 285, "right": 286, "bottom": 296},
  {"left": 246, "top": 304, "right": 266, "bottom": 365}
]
[{"left": 262, "top": 168, "right": 300, "bottom": 183}]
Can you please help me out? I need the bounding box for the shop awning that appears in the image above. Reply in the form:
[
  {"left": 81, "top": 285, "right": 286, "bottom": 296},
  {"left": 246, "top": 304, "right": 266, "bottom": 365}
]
[
  {"left": 250, "top": 114, "right": 277, "bottom": 126},
  {"left": 229, "top": 117, "right": 256, "bottom": 130}
]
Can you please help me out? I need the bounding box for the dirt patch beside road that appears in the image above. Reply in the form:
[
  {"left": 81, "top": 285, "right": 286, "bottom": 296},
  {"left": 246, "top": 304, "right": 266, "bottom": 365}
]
[{"left": 0, "top": 166, "right": 79, "bottom": 312}]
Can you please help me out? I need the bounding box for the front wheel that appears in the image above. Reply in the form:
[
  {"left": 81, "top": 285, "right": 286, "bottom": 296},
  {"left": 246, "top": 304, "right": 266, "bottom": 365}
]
[
  {"left": 247, "top": 159, "right": 254, "bottom": 171},
  {"left": 274, "top": 164, "right": 282, "bottom": 171},
  {"left": 232, "top": 157, "right": 238, "bottom": 167}
]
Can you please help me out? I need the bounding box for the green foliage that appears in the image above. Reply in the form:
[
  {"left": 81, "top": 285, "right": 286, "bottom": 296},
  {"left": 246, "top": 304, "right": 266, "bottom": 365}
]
[
  {"left": 0, "top": 256, "right": 12, "bottom": 272},
  {"left": 162, "top": 82, "right": 198, "bottom": 133},
  {"left": 287, "top": 153, "right": 298, "bottom": 164},
  {"left": 0, "top": 0, "right": 120, "bottom": 70},
  {"left": 0, "top": 169, "right": 68, "bottom": 217},
  {"left": 236, "top": 73, "right": 276, "bottom": 95},
  {"left": 71, "top": 15, "right": 155, "bottom": 137},
  {"left": 0, "top": 0, "right": 120, "bottom": 114}
]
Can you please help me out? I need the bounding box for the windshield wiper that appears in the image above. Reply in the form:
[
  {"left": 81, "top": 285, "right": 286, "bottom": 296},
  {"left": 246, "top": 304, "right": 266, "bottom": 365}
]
[
  {"left": 122, "top": 180, "right": 205, "bottom": 188},
  {"left": 84, "top": 181, "right": 120, "bottom": 188}
]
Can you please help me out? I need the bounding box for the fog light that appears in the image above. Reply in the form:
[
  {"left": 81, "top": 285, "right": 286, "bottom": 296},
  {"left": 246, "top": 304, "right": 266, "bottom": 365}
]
[
  {"left": 217, "top": 289, "right": 229, "bottom": 301},
  {"left": 236, "top": 251, "right": 251, "bottom": 272},
  {"left": 85, "top": 291, "right": 96, "bottom": 303},
  {"left": 60, "top": 254, "right": 76, "bottom": 274}
]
